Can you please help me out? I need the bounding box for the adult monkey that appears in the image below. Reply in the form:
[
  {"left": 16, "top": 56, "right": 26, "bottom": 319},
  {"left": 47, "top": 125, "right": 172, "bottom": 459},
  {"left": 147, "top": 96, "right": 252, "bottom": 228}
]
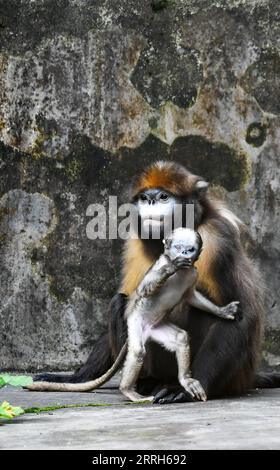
[{"left": 34, "top": 161, "right": 280, "bottom": 402}]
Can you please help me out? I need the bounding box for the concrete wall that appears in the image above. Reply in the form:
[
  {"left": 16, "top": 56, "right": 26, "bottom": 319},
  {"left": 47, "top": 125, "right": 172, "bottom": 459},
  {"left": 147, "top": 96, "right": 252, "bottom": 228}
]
[{"left": 0, "top": 0, "right": 279, "bottom": 371}]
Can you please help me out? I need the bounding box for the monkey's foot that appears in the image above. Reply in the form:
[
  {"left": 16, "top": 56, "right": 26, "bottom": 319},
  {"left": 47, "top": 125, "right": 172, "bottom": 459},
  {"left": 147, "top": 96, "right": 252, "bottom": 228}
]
[
  {"left": 180, "top": 377, "right": 207, "bottom": 402},
  {"left": 120, "top": 388, "right": 154, "bottom": 403},
  {"left": 153, "top": 385, "right": 196, "bottom": 404},
  {"left": 219, "top": 301, "right": 240, "bottom": 320}
]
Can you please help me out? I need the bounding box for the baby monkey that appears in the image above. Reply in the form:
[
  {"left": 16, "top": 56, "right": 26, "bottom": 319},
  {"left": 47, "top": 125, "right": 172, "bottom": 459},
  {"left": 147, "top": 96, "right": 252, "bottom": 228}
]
[
  {"left": 27, "top": 228, "right": 239, "bottom": 398},
  {"left": 120, "top": 228, "right": 239, "bottom": 403}
]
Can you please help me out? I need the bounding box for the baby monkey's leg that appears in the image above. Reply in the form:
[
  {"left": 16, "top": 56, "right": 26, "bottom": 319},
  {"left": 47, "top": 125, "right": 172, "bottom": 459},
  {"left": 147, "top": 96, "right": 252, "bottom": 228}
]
[
  {"left": 119, "top": 315, "right": 154, "bottom": 403},
  {"left": 149, "top": 324, "right": 207, "bottom": 401}
]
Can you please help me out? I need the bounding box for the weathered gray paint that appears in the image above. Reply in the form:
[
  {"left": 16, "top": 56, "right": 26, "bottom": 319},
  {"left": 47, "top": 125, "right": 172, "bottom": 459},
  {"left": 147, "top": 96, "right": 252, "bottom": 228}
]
[{"left": 0, "top": 0, "right": 279, "bottom": 371}]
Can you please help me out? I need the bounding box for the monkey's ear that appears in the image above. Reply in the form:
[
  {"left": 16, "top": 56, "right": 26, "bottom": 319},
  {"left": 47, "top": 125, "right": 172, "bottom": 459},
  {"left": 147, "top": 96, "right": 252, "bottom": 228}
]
[
  {"left": 163, "top": 238, "right": 171, "bottom": 249},
  {"left": 194, "top": 180, "right": 209, "bottom": 197}
]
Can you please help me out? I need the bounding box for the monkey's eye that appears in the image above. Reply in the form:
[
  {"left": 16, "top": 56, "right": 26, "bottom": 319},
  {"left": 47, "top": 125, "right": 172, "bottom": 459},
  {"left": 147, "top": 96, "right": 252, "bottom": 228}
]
[
  {"left": 139, "top": 194, "right": 148, "bottom": 202},
  {"left": 159, "top": 193, "right": 169, "bottom": 201},
  {"left": 188, "top": 247, "right": 195, "bottom": 253}
]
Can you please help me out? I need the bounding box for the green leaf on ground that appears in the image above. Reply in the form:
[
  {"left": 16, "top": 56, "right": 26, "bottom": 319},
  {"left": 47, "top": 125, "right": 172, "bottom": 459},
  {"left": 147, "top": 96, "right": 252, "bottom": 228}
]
[
  {"left": 0, "top": 401, "right": 25, "bottom": 419},
  {"left": 0, "top": 374, "right": 33, "bottom": 388}
]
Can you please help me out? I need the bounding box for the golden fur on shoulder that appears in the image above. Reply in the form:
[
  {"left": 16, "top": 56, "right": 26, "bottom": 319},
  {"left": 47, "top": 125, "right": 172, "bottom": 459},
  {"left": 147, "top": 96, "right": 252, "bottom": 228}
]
[
  {"left": 196, "top": 222, "right": 222, "bottom": 304},
  {"left": 120, "top": 238, "right": 155, "bottom": 295}
]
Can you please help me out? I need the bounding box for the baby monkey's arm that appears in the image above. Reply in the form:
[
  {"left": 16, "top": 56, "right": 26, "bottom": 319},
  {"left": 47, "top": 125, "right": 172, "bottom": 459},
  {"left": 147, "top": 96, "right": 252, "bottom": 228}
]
[
  {"left": 137, "top": 256, "right": 191, "bottom": 298},
  {"left": 187, "top": 289, "right": 239, "bottom": 320}
]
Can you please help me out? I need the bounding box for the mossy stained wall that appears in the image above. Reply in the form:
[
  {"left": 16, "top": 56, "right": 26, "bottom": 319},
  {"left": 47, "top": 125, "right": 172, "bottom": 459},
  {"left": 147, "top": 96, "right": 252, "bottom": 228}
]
[{"left": 0, "top": 0, "right": 279, "bottom": 371}]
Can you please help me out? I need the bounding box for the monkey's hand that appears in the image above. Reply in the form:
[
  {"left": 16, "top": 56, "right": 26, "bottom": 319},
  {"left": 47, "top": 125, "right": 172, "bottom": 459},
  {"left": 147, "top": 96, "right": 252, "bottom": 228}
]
[
  {"left": 137, "top": 263, "right": 178, "bottom": 297},
  {"left": 218, "top": 301, "right": 240, "bottom": 320},
  {"left": 181, "top": 377, "right": 207, "bottom": 402},
  {"left": 163, "top": 262, "right": 178, "bottom": 276},
  {"left": 172, "top": 257, "right": 192, "bottom": 271}
]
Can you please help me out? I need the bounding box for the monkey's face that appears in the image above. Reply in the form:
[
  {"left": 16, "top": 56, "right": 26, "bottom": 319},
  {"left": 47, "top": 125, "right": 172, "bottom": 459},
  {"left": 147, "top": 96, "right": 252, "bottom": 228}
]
[
  {"left": 163, "top": 228, "right": 202, "bottom": 264},
  {"left": 135, "top": 188, "right": 178, "bottom": 238},
  {"left": 133, "top": 177, "right": 209, "bottom": 240}
]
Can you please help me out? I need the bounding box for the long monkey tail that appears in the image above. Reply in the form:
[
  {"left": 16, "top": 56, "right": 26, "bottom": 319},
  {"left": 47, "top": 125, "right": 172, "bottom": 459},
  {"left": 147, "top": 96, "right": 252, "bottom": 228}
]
[{"left": 25, "top": 341, "right": 128, "bottom": 392}]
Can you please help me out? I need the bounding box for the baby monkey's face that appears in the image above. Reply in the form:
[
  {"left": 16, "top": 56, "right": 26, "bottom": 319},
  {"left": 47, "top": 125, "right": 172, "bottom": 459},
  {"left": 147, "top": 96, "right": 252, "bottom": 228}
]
[{"left": 163, "top": 228, "right": 202, "bottom": 264}]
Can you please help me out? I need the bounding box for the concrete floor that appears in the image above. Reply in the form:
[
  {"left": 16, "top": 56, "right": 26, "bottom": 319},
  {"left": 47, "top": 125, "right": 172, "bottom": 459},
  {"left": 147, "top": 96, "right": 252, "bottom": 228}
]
[{"left": 1, "top": 380, "right": 280, "bottom": 450}]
